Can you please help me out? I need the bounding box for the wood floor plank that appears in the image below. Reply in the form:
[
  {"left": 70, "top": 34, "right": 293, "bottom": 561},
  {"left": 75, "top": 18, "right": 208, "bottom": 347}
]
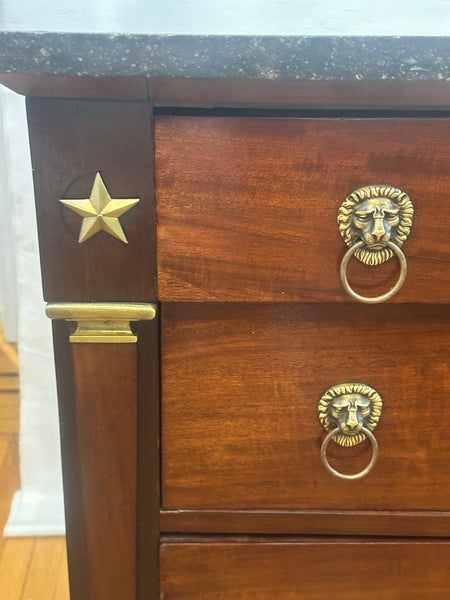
[
  {"left": 0, "top": 355, "right": 18, "bottom": 372},
  {"left": 0, "top": 322, "right": 20, "bottom": 564},
  {"left": 53, "top": 540, "right": 71, "bottom": 600},
  {"left": 0, "top": 434, "right": 19, "bottom": 559},
  {"left": 0, "top": 538, "right": 34, "bottom": 600},
  {"left": 0, "top": 434, "right": 19, "bottom": 521},
  {"left": 0, "top": 324, "right": 19, "bottom": 436},
  {"left": 0, "top": 394, "right": 20, "bottom": 434},
  {"left": 0, "top": 374, "right": 19, "bottom": 391},
  {"left": 0, "top": 432, "right": 14, "bottom": 558},
  {"left": 0, "top": 434, "right": 12, "bottom": 472},
  {"left": 0, "top": 324, "right": 69, "bottom": 599},
  {"left": 20, "top": 537, "right": 67, "bottom": 600},
  {"left": 0, "top": 340, "right": 19, "bottom": 371}
]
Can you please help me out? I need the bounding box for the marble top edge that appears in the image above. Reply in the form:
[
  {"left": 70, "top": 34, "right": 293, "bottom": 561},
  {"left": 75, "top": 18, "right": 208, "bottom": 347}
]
[{"left": 0, "top": 32, "right": 449, "bottom": 81}]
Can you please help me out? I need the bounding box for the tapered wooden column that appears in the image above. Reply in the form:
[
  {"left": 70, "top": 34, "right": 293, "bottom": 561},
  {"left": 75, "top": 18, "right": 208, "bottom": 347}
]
[
  {"left": 73, "top": 342, "right": 137, "bottom": 599},
  {"left": 49, "top": 304, "right": 157, "bottom": 600}
]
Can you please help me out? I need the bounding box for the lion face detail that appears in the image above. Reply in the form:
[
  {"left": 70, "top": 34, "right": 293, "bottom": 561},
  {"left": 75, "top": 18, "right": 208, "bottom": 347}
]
[
  {"left": 330, "top": 393, "right": 371, "bottom": 435},
  {"left": 338, "top": 186, "right": 413, "bottom": 266},
  {"left": 352, "top": 197, "right": 400, "bottom": 250},
  {"left": 318, "top": 383, "right": 383, "bottom": 447}
]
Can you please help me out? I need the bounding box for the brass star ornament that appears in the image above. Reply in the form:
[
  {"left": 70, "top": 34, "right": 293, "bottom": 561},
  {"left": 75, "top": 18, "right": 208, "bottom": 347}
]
[{"left": 60, "top": 172, "right": 140, "bottom": 243}]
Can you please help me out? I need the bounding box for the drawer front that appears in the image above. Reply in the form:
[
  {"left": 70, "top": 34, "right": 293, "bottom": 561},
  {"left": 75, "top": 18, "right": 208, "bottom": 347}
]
[
  {"left": 155, "top": 116, "right": 450, "bottom": 303},
  {"left": 161, "top": 303, "right": 450, "bottom": 511},
  {"left": 160, "top": 539, "right": 450, "bottom": 600}
]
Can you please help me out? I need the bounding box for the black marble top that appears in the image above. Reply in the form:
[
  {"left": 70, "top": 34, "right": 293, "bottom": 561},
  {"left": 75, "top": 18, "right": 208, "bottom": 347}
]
[{"left": 0, "top": 33, "right": 449, "bottom": 81}]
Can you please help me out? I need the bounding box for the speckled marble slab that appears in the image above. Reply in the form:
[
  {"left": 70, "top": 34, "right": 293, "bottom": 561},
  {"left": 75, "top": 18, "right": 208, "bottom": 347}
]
[
  {"left": 1, "top": 0, "right": 450, "bottom": 36},
  {"left": 0, "top": 33, "right": 449, "bottom": 81}
]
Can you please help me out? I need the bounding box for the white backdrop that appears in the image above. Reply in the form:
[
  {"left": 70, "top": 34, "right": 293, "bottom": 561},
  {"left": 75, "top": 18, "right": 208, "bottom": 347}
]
[{"left": 0, "top": 85, "right": 65, "bottom": 536}]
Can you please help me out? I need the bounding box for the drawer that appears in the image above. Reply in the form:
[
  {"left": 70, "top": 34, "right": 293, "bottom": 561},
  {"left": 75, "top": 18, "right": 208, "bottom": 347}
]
[
  {"left": 155, "top": 116, "right": 450, "bottom": 303},
  {"left": 161, "top": 303, "right": 450, "bottom": 512},
  {"left": 160, "top": 538, "right": 450, "bottom": 600}
]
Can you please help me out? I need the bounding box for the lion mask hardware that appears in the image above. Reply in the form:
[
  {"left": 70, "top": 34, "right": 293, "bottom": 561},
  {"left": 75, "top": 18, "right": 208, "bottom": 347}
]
[
  {"left": 318, "top": 383, "right": 383, "bottom": 447},
  {"left": 337, "top": 185, "right": 414, "bottom": 266}
]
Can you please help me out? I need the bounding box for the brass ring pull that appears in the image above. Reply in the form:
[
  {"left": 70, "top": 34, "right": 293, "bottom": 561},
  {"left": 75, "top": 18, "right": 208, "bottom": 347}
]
[
  {"left": 337, "top": 185, "right": 413, "bottom": 303},
  {"left": 318, "top": 383, "right": 383, "bottom": 481},
  {"left": 320, "top": 426, "right": 379, "bottom": 480},
  {"left": 340, "top": 240, "right": 407, "bottom": 304}
]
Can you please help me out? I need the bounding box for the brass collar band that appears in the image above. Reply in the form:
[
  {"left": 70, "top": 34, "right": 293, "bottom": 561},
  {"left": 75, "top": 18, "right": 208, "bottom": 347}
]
[{"left": 46, "top": 302, "right": 157, "bottom": 343}]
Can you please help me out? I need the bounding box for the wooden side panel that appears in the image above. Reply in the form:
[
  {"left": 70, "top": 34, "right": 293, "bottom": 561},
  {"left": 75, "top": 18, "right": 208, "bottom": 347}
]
[
  {"left": 161, "top": 303, "right": 450, "bottom": 512},
  {"left": 155, "top": 117, "right": 450, "bottom": 302},
  {"left": 27, "top": 98, "right": 155, "bottom": 302},
  {"left": 160, "top": 539, "right": 450, "bottom": 600},
  {"left": 53, "top": 321, "right": 137, "bottom": 600}
]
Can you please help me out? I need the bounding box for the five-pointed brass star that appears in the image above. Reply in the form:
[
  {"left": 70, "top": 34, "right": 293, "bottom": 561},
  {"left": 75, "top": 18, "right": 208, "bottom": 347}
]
[{"left": 60, "top": 172, "right": 140, "bottom": 243}]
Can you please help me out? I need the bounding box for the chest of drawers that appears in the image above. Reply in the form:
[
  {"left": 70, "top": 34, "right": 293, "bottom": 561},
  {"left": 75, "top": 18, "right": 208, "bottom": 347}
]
[
  {"left": 155, "top": 114, "right": 450, "bottom": 599},
  {"left": 1, "top": 33, "right": 450, "bottom": 600}
]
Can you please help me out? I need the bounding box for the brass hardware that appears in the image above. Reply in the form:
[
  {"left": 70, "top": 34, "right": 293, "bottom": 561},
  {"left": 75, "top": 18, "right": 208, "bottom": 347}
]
[
  {"left": 340, "top": 240, "right": 407, "bottom": 304},
  {"left": 60, "top": 172, "right": 140, "bottom": 243},
  {"left": 318, "top": 383, "right": 383, "bottom": 480},
  {"left": 337, "top": 185, "right": 413, "bottom": 302},
  {"left": 321, "top": 427, "right": 379, "bottom": 480},
  {"left": 46, "top": 302, "right": 156, "bottom": 343}
]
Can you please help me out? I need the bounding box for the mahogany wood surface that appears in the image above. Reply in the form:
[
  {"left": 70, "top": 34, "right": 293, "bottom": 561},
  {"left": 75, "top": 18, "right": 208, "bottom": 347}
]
[
  {"left": 160, "top": 509, "right": 450, "bottom": 538},
  {"left": 2, "top": 73, "right": 450, "bottom": 109},
  {"left": 52, "top": 322, "right": 91, "bottom": 600},
  {"left": 27, "top": 98, "right": 156, "bottom": 302},
  {"left": 156, "top": 116, "right": 450, "bottom": 302},
  {"left": 0, "top": 74, "right": 148, "bottom": 100},
  {"left": 149, "top": 78, "right": 450, "bottom": 110},
  {"left": 136, "top": 319, "right": 161, "bottom": 600},
  {"left": 21, "top": 87, "right": 450, "bottom": 599},
  {"left": 161, "top": 302, "right": 450, "bottom": 512},
  {"left": 160, "top": 537, "right": 450, "bottom": 600},
  {"left": 53, "top": 321, "right": 137, "bottom": 600},
  {"left": 72, "top": 342, "right": 137, "bottom": 600}
]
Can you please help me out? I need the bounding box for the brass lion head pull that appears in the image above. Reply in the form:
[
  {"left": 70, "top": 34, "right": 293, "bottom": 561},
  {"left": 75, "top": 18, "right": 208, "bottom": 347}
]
[
  {"left": 318, "top": 383, "right": 383, "bottom": 480},
  {"left": 338, "top": 185, "right": 413, "bottom": 303}
]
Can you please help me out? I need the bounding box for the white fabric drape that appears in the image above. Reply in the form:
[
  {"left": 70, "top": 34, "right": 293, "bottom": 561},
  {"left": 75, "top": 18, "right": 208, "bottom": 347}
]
[{"left": 0, "top": 85, "right": 65, "bottom": 536}]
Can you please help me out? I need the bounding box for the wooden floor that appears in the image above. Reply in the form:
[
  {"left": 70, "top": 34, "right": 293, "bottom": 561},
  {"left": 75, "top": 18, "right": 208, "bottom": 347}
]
[{"left": 0, "top": 325, "right": 70, "bottom": 599}]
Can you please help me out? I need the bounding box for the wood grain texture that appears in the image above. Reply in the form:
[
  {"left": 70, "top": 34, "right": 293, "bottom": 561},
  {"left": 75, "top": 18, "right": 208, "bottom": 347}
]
[
  {"left": 160, "top": 509, "right": 450, "bottom": 538},
  {"left": 136, "top": 319, "right": 161, "bottom": 600},
  {"left": 53, "top": 545, "right": 71, "bottom": 600},
  {"left": 0, "top": 332, "right": 19, "bottom": 439},
  {"left": 160, "top": 538, "right": 450, "bottom": 600},
  {"left": 149, "top": 78, "right": 450, "bottom": 109},
  {"left": 161, "top": 303, "right": 450, "bottom": 512},
  {"left": 0, "top": 537, "right": 70, "bottom": 600},
  {"left": 0, "top": 538, "right": 35, "bottom": 599},
  {"left": 0, "top": 329, "right": 70, "bottom": 599},
  {"left": 0, "top": 393, "right": 19, "bottom": 435},
  {"left": 2, "top": 73, "right": 450, "bottom": 108},
  {"left": 72, "top": 342, "right": 137, "bottom": 600},
  {"left": 0, "top": 434, "right": 18, "bottom": 561},
  {"left": 52, "top": 321, "right": 91, "bottom": 599},
  {"left": 156, "top": 117, "right": 450, "bottom": 302},
  {"left": 52, "top": 321, "right": 138, "bottom": 600},
  {"left": 19, "top": 538, "right": 68, "bottom": 600},
  {"left": 27, "top": 98, "right": 155, "bottom": 302},
  {"left": 0, "top": 73, "right": 148, "bottom": 100}
]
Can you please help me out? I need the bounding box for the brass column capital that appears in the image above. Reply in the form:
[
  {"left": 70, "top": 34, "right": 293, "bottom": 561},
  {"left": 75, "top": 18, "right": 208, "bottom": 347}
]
[{"left": 46, "top": 302, "right": 157, "bottom": 343}]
